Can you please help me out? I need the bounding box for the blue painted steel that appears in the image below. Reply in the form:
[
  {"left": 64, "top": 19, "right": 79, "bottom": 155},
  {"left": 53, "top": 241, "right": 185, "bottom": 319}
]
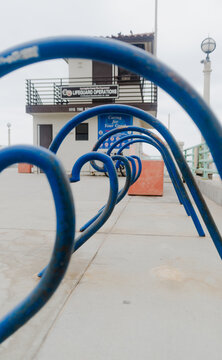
[
  {"left": 87, "top": 107, "right": 222, "bottom": 254},
  {"left": 0, "top": 37, "right": 221, "bottom": 252},
  {"left": 38, "top": 152, "right": 118, "bottom": 277},
  {"left": 0, "top": 37, "right": 221, "bottom": 179},
  {"left": 130, "top": 155, "right": 142, "bottom": 183},
  {"left": 126, "top": 156, "right": 137, "bottom": 184},
  {"left": 46, "top": 101, "right": 219, "bottom": 252},
  {"left": 95, "top": 128, "right": 205, "bottom": 237},
  {"left": 108, "top": 133, "right": 187, "bottom": 208},
  {"left": 80, "top": 155, "right": 132, "bottom": 233},
  {"left": 0, "top": 145, "right": 75, "bottom": 343},
  {"left": 119, "top": 138, "right": 198, "bottom": 218},
  {"left": 114, "top": 134, "right": 205, "bottom": 227},
  {"left": 109, "top": 132, "right": 189, "bottom": 207},
  {"left": 108, "top": 155, "right": 131, "bottom": 202}
]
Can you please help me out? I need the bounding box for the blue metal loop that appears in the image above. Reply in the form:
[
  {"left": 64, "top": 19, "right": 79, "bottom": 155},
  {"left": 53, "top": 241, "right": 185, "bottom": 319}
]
[
  {"left": 130, "top": 155, "right": 142, "bottom": 183},
  {"left": 0, "top": 37, "right": 221, "bottom": 176},
  {"left": 0, "top": 38, "right": 221, "bottom": 253},
  {"left": 38, "top": 152, "right": 118, "bottom": 277},
  {"left": 116, "top": 136, "right": 206, "bottom": 237},
  {"left": 115, "top": 154, "right": 142, "bottom": 184},
  {"left": 111, "top": 155, "right": 132, "bottom": 201},
  {"left": 113, "top": 133, "right": 186, "bottom": 207},
  {"left": 79, "top": 155, "right": 132, "bottom": 233},
  {"left": 0, "top": 145, "right": 75, "bottom": 343},
  {"left": 97, "top": 128, "right": 205, "bottom": 237},
  {"left": 72, "top": 152, "right": 118, "bottom": 251},
  {"left": 125, "top": 156, "right": 137, "bottom": 184}
]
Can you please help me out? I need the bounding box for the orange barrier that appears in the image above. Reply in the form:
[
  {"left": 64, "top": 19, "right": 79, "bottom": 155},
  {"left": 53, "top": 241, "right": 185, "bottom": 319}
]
[
  {"left": 128, "top": 160, "right": 164, "bottom": 196},
  {"left": 18, "top": 163, "right": 32, "bottom": 173}
]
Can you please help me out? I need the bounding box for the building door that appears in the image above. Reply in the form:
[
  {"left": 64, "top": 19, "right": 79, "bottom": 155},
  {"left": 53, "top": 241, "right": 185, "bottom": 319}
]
[
  {"left": 92, "top": 61, "right": 113, "bottom": 104},
  {"left": 39, "top": 124, "right": 53, "bottom": 148},
  {"left": 92, "top": 61, "right": 112, "bottom": 84},
  {"left": 38, "top": 124, "right": 53, "bottom": 172}
]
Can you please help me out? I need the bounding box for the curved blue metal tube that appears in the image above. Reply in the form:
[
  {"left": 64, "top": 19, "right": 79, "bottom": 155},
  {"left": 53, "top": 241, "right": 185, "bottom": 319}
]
[
  {"left": 45, "top": 102, "right": 219, "bottom": 253},
  {"left": 129, "top": 155, "right": 142, "bottom": 183},
  {"left": 117, "top": 137, "right": 206, "bottom": 236},
  {"left": 111, "top": 155, "right": 132, "bottom": 202},
  {"left": 41, "top": 99, "right": 220, "bottom": 252},
  {"left": 80, "top": 155, "right": 132, "bottom": 233},
  {"left": 90, "top": 113, "right": 222, "bottom": 253},
  {"left": 108, "top": 133, "right": 189, "bottom": 211},
  {"left": 38, "top": 152, "right": 118, "bottom": 277},
  {"left": 96, "top": 129, "right": 205, "bottom": 237},
  {"left": 0, "top": 145, "right": 75, "bottom": 343},
  {"left": 0, "top": 37, "right": 221, "bottom": 177},
  {"left": 126, "top": 156, "right": 137, "bottom": 184},
  {"left": 0, "top": 38, "right": 221, "bottom": 253},
  {"left": 96, "top": 128, "right": 199, "bottom": 216}
]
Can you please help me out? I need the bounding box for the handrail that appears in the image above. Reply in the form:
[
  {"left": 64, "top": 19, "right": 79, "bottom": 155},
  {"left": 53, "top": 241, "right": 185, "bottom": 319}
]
[
  {"left": 25, "top": 76, "right": 157, "bottom": 106},
  {"left": 184, "top": 142, "right": 218, "bottom": 179},
  {"left": 0, "top": 145, "right": 75, "bottom": 343}
]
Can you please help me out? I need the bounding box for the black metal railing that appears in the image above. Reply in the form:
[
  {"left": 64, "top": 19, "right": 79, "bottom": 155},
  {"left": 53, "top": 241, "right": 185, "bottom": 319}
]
[{"left": 26, "top": 76, "right": 157, "bottom": 106}]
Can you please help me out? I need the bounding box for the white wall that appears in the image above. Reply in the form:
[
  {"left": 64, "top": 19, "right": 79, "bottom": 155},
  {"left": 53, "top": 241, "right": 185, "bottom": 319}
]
[
  {"left": 68, "top": 59, "right": 92, "bottom": 80},
  {"left": 32, "top": 113, "right": 143, "bottom": 174},
  {"left": 33, "top": 112, "right": 98, "bottom": 174}
]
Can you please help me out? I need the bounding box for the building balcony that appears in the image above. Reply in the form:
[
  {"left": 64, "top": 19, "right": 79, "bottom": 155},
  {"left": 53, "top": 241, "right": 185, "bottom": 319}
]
[{"left": 26, "top": 76, "right": 157, "bottom": 114}]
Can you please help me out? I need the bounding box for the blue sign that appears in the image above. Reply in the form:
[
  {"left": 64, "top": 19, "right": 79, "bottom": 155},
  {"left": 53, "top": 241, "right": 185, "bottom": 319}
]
[{"left": 98, "top": 114, "right": 133, "bottom": 150}]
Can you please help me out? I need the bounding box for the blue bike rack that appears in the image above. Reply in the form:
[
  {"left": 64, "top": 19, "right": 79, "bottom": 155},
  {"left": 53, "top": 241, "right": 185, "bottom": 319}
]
[
  {"left": 93, "top": 126, "right": 207, "bottom": 237},
  {"left": 80, "top": 155, "right": 132, "bottom": 233},
  {"left": 0, "top": 145, "right": 75, "bottom": 343},
  {"left": 0, "top": 35, "right": 221, "bottom": 343},
  {"left": 117, "top": 135, "right": 205, "bottom": 233},
  {"left": 106, "top": 132, "right": 204, "bottom": 232},
  {"left": 0, "top": 37, "right": 221, "bottom": 176},
  {"left": 0, "top": 38, "right": 218, "bottom": 252},
  {"left": 129, "top": 155, "right": 142, "bottom": 183},
  {"left": 47, "top": 102, "right": 220, "bottom": 255},
  {"left": 38, "top": 152, "right": 119, "bottom": 277}
]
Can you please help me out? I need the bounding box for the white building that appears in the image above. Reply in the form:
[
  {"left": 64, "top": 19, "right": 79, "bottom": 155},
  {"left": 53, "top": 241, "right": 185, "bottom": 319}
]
[{"left": 26, "top": 33, "right": 157, "bottom": 174}]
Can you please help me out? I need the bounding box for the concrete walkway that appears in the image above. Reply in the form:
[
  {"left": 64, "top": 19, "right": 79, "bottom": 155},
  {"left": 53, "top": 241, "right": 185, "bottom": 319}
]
[{"left": 0, "top": 169, "right": 222, "bottom": 359}]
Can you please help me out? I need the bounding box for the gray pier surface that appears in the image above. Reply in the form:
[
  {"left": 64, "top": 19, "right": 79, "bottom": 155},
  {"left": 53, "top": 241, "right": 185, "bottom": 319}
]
[{"left": 0, "top": 169, "right": 222, "bottom": 360}]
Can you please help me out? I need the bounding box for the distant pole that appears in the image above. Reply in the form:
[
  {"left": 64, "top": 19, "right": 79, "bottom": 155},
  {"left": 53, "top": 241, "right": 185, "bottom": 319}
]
[
  {"left": 7, "top": 122, "right": 11, "bottom": 146},
  {"left": 200, "top": 37, "right": 216, "bottom": 143},
  {"left": 203, "top": 59, "right": 211, "bottom": 105},
  {"left": 154, "top": 0, "right": 158, "bottom": 56}
]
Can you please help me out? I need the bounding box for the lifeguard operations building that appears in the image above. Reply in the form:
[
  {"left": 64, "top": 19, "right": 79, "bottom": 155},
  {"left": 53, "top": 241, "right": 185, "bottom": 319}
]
[{"left": 26, "top": 33, "right": 158, "bottom": 173}]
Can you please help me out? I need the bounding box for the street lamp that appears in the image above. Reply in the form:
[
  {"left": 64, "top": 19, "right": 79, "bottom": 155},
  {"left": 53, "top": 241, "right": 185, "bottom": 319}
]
[
  {"left": 201, "top": 37, "right": 216, "bottom": 61},
  {"left": 7, "top": 122, "right": 11, "bottom": 146},
  {"left": 200, "top": 37, "right": 216, "bottom": 142}
]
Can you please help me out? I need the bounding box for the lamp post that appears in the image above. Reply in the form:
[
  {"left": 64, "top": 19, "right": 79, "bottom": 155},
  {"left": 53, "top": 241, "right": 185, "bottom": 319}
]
[
  {"left": 7, "top": 122, "right": 11, "bottom": 146},
  {"left": 200, "top": 37, "right": 216, "bottom": 142}
]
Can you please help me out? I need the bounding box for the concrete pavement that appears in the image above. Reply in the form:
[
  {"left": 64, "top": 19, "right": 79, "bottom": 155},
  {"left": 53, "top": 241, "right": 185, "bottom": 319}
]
[{"left": 0, "top": 169, "right": 221, "bottom": 359}]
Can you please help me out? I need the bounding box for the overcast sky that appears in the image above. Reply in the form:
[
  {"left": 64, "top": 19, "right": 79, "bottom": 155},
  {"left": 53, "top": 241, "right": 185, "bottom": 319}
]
[{"left": 0, "top": 0, "right": 221, "bottom": 154}]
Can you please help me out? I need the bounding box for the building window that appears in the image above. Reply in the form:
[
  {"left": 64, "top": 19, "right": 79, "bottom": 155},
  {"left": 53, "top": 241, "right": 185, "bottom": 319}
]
[{"left": 75, "top": 123, "right": 88, "bottom": 141}]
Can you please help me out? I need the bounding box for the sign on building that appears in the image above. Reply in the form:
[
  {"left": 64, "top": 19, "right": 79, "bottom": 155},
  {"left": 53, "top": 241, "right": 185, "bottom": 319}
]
[
  {"left": 61, "top": 85, "right": 119, "bottom": 99},
  {"left": 98, "top": 114, "right": 133, "bottom": 150}
]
